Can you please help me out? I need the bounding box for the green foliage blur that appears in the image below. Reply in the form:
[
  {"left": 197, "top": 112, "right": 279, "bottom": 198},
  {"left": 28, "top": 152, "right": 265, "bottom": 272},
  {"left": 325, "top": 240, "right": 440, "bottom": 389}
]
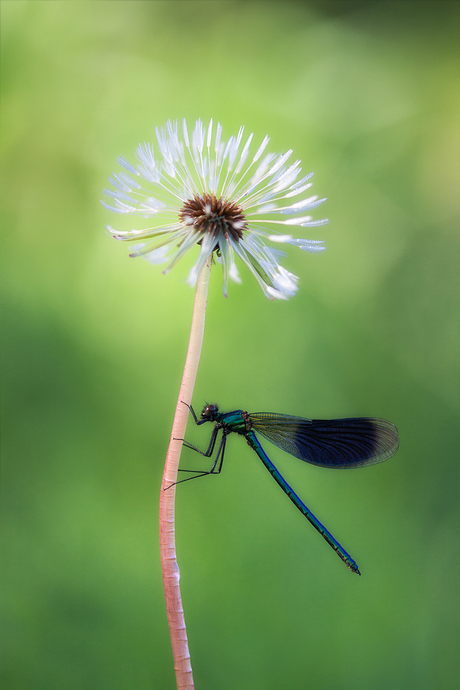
[{"left": 1, "top": 2, "right": 458, "bottom": 689}]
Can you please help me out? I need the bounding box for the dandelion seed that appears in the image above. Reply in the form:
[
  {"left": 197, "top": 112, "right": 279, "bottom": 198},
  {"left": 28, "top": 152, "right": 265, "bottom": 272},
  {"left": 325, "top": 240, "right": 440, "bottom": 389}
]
[{"left": 102, "top": 118, "right": 328, "bottom": 299}]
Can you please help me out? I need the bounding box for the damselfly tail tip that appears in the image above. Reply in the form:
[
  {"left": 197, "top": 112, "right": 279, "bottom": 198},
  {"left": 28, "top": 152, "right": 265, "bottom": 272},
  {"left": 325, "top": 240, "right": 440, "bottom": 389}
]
[{"left": 348, "top": 561, "right": 361, "bottom": 576}]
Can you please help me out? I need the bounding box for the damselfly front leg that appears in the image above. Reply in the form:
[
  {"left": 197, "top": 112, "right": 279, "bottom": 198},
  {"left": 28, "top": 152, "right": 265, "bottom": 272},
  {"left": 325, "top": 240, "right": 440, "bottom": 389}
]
[{"left": 166, "top": 404, "right": 228, "bottom": 488}]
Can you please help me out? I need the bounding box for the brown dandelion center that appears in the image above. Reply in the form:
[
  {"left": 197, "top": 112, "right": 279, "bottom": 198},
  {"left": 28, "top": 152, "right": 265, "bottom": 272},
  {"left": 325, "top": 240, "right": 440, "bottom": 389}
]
[{"left": 179, "top": 193, "right": 247, "bottom": 243}]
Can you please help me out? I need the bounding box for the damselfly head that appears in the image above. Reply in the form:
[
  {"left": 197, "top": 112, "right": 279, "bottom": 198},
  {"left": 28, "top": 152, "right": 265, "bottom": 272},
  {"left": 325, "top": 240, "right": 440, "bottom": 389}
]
[{"left": 201, "top": 404, "right": 219, "bottom": 420}]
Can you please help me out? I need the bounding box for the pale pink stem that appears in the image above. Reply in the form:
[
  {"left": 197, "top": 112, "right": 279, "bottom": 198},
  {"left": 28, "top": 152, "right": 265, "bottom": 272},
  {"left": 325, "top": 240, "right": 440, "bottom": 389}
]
[{"left": 159, "top": 259, "right": 212, "bottom": 690}]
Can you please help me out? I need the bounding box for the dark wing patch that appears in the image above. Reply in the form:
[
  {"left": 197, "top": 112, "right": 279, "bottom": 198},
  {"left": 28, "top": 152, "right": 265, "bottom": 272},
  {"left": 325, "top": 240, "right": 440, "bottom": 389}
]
[{"left": 249, "top": 413, "right": 399, "bottom": 468}]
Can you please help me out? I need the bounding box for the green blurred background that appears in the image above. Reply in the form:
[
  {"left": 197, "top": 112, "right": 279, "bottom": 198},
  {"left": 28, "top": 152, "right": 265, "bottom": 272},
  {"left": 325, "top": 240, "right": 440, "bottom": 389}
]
[{"left": 1, "top": 1, "right": 459, "bottom": 688}]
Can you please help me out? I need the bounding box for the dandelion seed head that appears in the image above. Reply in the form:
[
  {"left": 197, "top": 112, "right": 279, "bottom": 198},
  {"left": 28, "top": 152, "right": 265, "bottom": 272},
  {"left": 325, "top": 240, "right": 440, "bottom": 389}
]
[{"left": 101, "top": 118, "right": 328, "bottom": 299}]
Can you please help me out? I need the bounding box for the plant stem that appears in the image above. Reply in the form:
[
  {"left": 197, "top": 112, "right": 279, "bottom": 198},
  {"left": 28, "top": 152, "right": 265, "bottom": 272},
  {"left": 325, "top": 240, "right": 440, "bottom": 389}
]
[{"left": 159, "top": 259, "right": 212, "bottom": 690}]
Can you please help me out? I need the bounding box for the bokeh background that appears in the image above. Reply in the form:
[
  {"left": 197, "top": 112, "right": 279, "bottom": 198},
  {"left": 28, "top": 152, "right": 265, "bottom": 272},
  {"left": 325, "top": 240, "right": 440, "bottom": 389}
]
[{"left": 1, "top": 1, "right": 459, "bottom": 689}]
